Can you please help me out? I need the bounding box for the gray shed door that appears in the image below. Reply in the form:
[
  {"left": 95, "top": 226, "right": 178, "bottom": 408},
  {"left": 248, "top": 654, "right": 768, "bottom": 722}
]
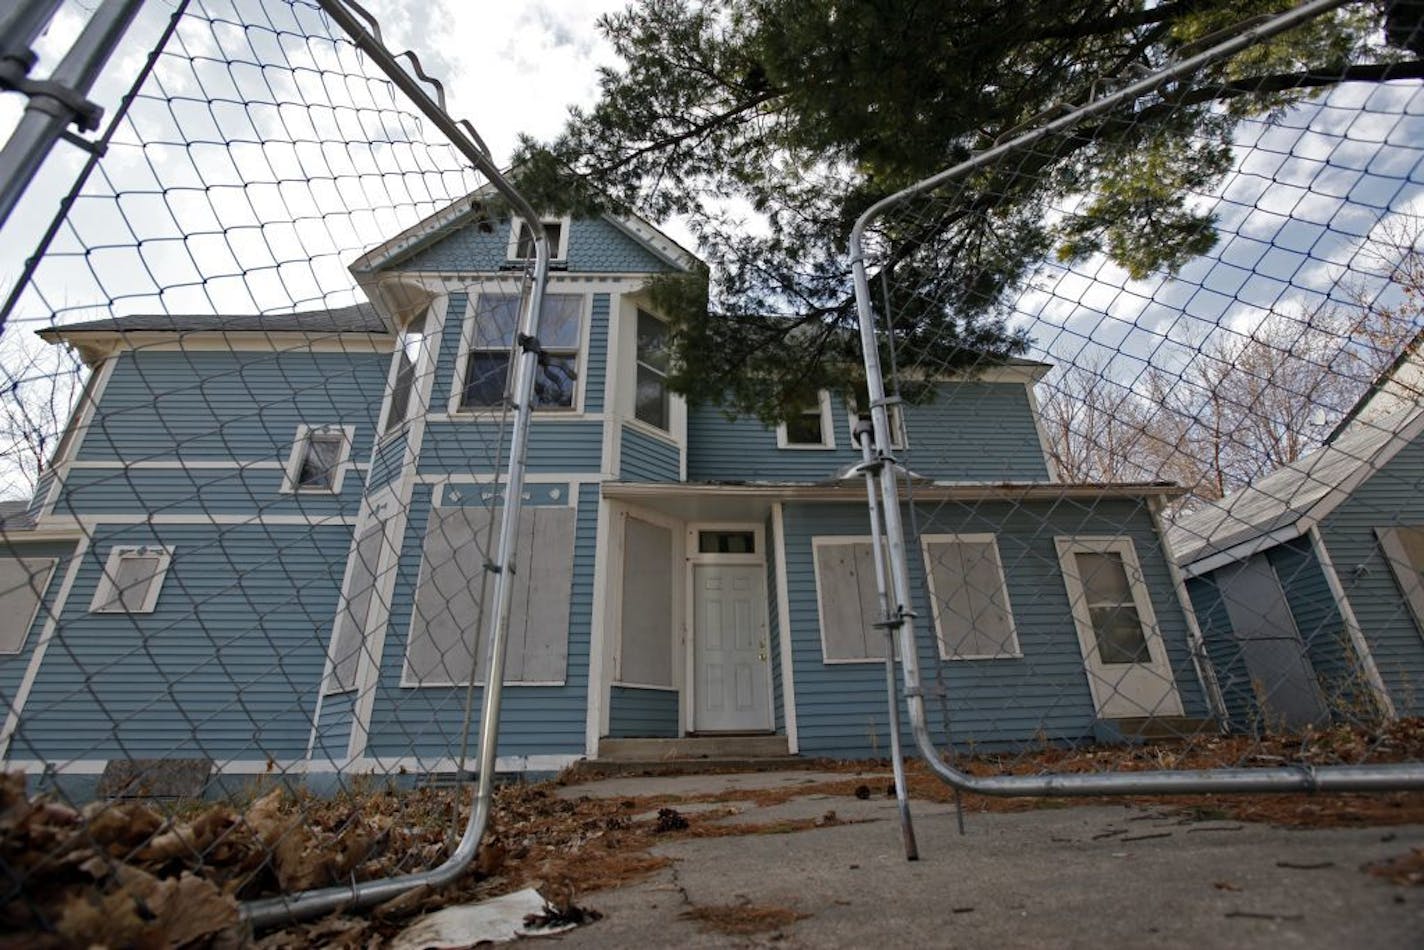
[{"left": 1217, "top": 555, "right": 1329, "bottom": 729}]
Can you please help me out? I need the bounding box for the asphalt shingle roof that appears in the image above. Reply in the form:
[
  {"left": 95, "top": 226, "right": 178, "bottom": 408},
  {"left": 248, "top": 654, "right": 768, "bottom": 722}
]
[
  {"left": 39, "top": 303, "right": 387, "bottom": 337},
  {"left": 1169, "top": 402, "right": 1424, "bottom": 566}
]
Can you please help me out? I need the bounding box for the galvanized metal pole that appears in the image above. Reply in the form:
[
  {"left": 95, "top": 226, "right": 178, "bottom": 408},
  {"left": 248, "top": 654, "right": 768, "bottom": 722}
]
[
  {"left": 0, "top": 0, "right": 65, "bottom": 69},
  {"left": 0, "top": 0, "right": 145, "bottom": 232},
  {"left": 847, "top": 0, "right": 1424, "bottom": 800},
  {"left": 240, "top": 0, "right": 554, "bottom": 930},
  {"left": 854, "top": 422, "right": 918, "bottom": 860}
]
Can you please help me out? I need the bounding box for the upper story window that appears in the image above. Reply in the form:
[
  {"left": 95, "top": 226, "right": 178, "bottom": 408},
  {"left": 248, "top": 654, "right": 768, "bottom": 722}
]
[
  {"left": 384, "top": 311, "right": 428, "bottom": 435},
  {"left": 283, "top": 424, "right": 353, "bottom": 494},
  {"left": 848, "top": 380, "right": 906, "bottom": 451},
  {"left": 635, "top": 309, "right": 670, "bottom": 430},
  {"left": 459, "top": 294, "right": 583, "bottom": 412},
  {"left": 777, "top": 389, "right": 835, "bottom": 449},
  {"left": 507, "top": 216, "right": 570, "bottom": 263},
  {"left": 90, "top": 546, "right": 172, "bottom": 614}
]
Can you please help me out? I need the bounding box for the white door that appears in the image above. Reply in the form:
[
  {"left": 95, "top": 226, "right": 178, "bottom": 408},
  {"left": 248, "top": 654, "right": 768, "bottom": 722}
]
[
  {"left": 1058, "top": 538, "right": 1184, "bottom": 719},
  {"left": 693, "top": 563, "right": 771, "bottom": 731}
]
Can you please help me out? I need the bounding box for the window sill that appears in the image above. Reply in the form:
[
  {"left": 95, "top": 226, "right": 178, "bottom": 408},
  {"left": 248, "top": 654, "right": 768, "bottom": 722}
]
[
  {"left": 777, "top": 443, "right": 837, "bottom": 451},
  {"left": 624, "top": 416, "right": 678, "bottom": 444},
  {"left": 939, "top": 652, "right": 1025, "bottom": 662}
]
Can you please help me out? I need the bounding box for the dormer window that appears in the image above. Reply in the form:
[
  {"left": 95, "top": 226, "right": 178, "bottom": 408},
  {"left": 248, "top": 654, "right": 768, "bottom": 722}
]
[
  {"left": 507, "top": 216, "right": 569, "bottom": 262},
  {"left": 777, "top": 390, "right": 835, "bottom": 449}
]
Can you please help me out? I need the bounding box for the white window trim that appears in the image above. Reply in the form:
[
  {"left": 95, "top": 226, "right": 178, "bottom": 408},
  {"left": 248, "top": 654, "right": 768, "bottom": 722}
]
[
  {"left": 449, "top": 292, "right": 590, "bottom": 417},
  {"left": 89, "top": 545, "right": 173, "bottom": 614},
  {"left": 376, "top": 308, "right": 436, "bottom": 438},
  {"left": 0, "top": 556, "right": 58, "bottom": 655},
  {"left": 846, "top": 394, "right": 907, "bottom": 451},
  {"left": 280, "top": 424, "right": 355, "bottom": 494},
  {"left": 811, "top": 534, "right": 885, "bottom": 665},
  {"left": 633, "top": 308, "right": 671, "bottom": 432},
  {"left": 776, "top": 389, "right": 837, "bottom": 450},
  {"left": 685, "top": 522, "right": 765, "bottom": 566},
  {"left": 1055, "top": 535, "right": 1164, "bottom": 668},
  {"left": 919, "top": 533, "right": 1021, "bottom": 660},
  {"left": 507, "top": 215, "right": 572, "bottom": 261}
]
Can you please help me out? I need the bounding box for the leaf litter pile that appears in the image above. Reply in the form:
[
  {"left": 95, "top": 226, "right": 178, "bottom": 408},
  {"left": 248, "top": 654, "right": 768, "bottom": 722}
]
[{"left": 1, "top": 718, "right": 1422, "bottom": 947}]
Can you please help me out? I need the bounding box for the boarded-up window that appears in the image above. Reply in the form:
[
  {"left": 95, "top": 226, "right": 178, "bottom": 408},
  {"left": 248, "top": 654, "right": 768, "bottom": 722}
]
[
  {"left": 813, "top": 539, "right": 886, "bottom": 661},
  {"left": 90, "top": 547, "right": 171, "bottom": 614},
  {"left": 0, "top": 556, "right": 58, "bottom": 653},
  {"left": 404, "top": 505, "right": 575, "bottom": 685},
  {"left": 618, "top": 517, "right": 673, "bottom": 686},
  {"left": 1377, "top": 526, "right": 1424, "bottom": 639},
  {"left": 324, "top": 519, "right": 391, "bottom": 694},
  {"left": 922, "top": 535, "right": 1019, "bottom": 659}
]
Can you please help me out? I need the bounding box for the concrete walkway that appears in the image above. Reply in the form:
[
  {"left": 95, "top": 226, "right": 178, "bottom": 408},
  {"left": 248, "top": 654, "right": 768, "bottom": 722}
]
[{"left": 550, "top": 769, "right": 1424, "bottom": 948}]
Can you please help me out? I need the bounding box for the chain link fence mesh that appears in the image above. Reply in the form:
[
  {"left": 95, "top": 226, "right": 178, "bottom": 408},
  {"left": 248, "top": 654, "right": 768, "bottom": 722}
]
[{"left": 0, "top": 0, "right": 1422, "bottom": 943}]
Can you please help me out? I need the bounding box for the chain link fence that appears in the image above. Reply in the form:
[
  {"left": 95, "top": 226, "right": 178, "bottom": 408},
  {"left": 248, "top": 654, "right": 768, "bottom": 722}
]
[{"left": 0, "top": 0, "right": 1423, "bottom": 943}]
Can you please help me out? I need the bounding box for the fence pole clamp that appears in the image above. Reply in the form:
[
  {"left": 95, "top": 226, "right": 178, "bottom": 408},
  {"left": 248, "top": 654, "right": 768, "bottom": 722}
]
[{"left": 1, "top": 73, "right": 105, "bottom": 131}]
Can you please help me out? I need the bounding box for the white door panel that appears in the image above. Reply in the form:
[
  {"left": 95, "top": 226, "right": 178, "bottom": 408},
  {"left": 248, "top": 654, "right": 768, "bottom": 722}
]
[{"left": 694, "top": 564, "right": 771, "bottom": 731}]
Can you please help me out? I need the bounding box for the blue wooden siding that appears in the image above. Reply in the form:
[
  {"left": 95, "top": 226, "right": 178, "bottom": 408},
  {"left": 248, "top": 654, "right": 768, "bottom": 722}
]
[
  {"left": 766, "top": 512, "right": 785, "bottom": 735},
  {"left": 419, "top": 422, "right": 604, "bottom": 474},
  {"left": 686, "top": 382, "right": 1051, "bottom": 483},
  {"left": 0, "top": 540, "right": 80, "bottom": 757},
  {"left": 77, "top": 350, "right": 388, "bottom": 463},
  {"left": 53, "top": 466, "right": 363, "bottom": 518},
  {"left": 361, "top": 482, "right": 596, "bottom": 759},
  {"left": 620, "top": 425, "right": 680, "bottom": 482},
  {"left": 396, "top": 216, "right": 674, "bottom": 274},
  {"left": 782, "top": 498, "right": 1206, "bottom": 758},
  {"left": 1319, "top": 434, "right": 1424, "bottom": 716},
  {"left": 585, "top": 295, "right": 610, "bottom": 413},
  {"left": 1185, "top": 574, "right": 1259, "bottom": 730},
  {"left": 28, "top": 471, "right": 54, "bottom": 519},
  {"left": 10, "top": 522, "right": 351, "bottom": 761},
  {"left": 367, "top": 430, "right": 407, "bottom": 493},
  {"left": 607, "top": 686, "right": 678, "bottom": 737},
  {"left": 1267, "top": 540, "right": 1366, "bottom": 714}
]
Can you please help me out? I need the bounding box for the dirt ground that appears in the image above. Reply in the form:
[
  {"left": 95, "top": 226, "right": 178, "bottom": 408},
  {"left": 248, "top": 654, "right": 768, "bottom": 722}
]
[{"left": 1, "top": 721, "right": 1422, "bottom": 947}]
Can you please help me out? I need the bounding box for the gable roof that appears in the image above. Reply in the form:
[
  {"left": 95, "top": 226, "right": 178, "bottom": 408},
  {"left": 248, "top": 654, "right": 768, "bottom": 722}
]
[
  {"left": 1170, "top": 401, "right": 1424, "bottom": 573},
  {"left": 36, "top": 303, "right": 387, "bottom": 339},
  {"left": 349, "top": 183, "right": 700, "bottom": 275},
  {"left": 1324, "top": 325, "right": 1424, "bottom": 444}
]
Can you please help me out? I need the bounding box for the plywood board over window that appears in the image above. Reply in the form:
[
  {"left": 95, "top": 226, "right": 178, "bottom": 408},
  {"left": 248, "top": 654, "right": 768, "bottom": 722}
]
[
  {"left": 812, "top": 537, "right": 887, "bottom": 662},
  {"left": 0, "top": 556, "right": 58, "bottom": 654},
  {"left": 324, "top": 517, "right": 392, "bottom": 694},
  {"left": 619, "top": 516, "right": 674, "bottom": 686},
  {"left": 404, "top": 504, "right": 575, "bottom": 686},
  {"left": 1377, "top": 525, "right": 1424, "bottom": 640},
  {"left": 921, "top": 534, "right": 1020, "bottom": 660}
]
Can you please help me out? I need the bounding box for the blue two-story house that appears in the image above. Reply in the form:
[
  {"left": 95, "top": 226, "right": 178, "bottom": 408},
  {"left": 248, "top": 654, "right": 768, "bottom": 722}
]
[{"left": 0, "top": 192, "right": 1221, "bottom": 791}]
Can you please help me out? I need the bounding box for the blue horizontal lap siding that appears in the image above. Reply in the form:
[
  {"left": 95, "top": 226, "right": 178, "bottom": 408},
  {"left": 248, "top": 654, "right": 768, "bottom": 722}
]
[
  {"left": 585, "top": 295, "right": 609, "bottom": 413},
  {"left": 1320, "top": 435, "right": 1424, "bottom": 716},
  {"left": 0, "top": 540, "right": 79, "bottom": 757},
  {"left": 367, "top": 430, "right": 407, "bottom": 493},
  {"left": 53, "top": 466, "right": 362, "bottom": 518},
  {"left": 1186, "top": 574, "right": 1259, "bottom": 730},
  {"left": 687, "top": 381, "right": 1051, "bottom": 483},
  {"left": 78, "top": 350, "right": 388, "bottom": 463},
  {"left": 783, "top": 498, "right": 1206, "bottom": 759},
  {"left": 397, "top": 217, "right": 674, "bottom": 274},
  {"left": 363, "top": 483, "right": 596, "bottom": 760},
  {"left": 620, "top": 425, "right": 680, "bottom": 482},
  {"left": 607, "top": 687, "right": 678, "bottom": 738},
  {"left": 1267, "top": 540, "right": 1365, "bottom": 715},
  {"left": 12, "top": 523, "right": 351, "bottom": 761}
]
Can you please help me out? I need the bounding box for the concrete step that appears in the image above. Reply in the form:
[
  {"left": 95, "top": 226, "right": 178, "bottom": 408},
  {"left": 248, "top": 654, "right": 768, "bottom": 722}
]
[
  {"left": 598, "top": 734, "right": 790, "bottom": 762},
  {"left": 1094, "top": 717, "right": 1220, "bottom": 743}
]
